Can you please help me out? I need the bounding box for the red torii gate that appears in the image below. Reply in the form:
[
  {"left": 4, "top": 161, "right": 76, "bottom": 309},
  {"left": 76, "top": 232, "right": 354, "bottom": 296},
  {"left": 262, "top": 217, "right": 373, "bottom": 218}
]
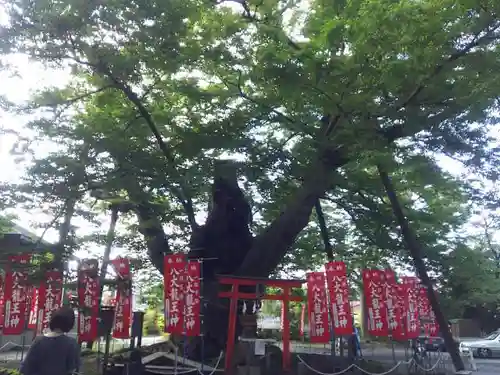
[{"left": 218, "top": 276, "right": 305, "bottom": 373}]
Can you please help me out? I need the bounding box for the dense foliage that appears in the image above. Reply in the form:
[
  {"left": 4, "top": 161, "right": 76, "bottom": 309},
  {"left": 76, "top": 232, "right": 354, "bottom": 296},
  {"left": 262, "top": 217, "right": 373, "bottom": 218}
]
[{"left": 0, "top": 0, "right": 500, "bottom": 330}]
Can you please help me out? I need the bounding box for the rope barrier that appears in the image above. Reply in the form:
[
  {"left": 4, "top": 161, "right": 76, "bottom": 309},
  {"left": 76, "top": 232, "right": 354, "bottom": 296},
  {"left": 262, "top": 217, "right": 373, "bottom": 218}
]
[
  {"left": 296, "top": 351, "right": 444, "bottom": 375},
  {"left": 148, "top": 369, "right": 198, "bottom": 375},
  {"left": 107, "top": 341, "right": 448, "bottom": 375},
  {"left": 413, "top": 351, "right": 444, "bottom": 372},
  {"left": 197, "top": 351, "right": 224, "bottom": 375}
]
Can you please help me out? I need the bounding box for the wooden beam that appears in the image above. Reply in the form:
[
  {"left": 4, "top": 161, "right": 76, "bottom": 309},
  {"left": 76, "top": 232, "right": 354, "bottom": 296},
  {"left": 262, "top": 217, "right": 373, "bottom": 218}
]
[{"left": 217, "top": 275, "right": 305, "bottom": 288}]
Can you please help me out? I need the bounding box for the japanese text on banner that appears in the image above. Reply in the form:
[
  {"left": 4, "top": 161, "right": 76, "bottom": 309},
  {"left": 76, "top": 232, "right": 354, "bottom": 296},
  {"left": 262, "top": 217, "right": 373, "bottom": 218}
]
[
  {"left": 383, "top": 270, "right": 403, "bottom": 339},
  {"left": 418, "top": 285, "right": 439, "bottom": 337},
  {"left": 325, "top": 261, "right": 353, "bottom": 336},
  {"left": 37, "top": 271, "right": 64, "bottom": 334},
  {"left": 306, "top": 272, "right": 330, "bottom": 343},
  {"left": 3, "top": 254, "right": 31, "bottom": 335},
  {"left": 362, "top": 269, "right": 388, "bottom": 337},
  {"left": 113, "top": 286, "right": 131, "bottom": 338},
  {"left": 393, "top": 283, "right": 407, "bottom": 340},
  {"left": 164, "top": 254, "right": 186, "bottom": 335},
  {"left": 77, "top": 260, "right": 99, "bottom": 342},
  {"left": 401, "top": 276, "right": 420, "bottom": 339},
  {"left": 112, "top": 258, "right": 131, "bottom": 339},
  {"left": 184, "top": 262, "right": 201, "bottom": 336}
]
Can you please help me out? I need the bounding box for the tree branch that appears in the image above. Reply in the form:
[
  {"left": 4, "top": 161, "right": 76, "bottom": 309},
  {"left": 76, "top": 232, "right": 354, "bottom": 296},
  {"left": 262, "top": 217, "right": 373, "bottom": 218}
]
[
  {"left": 376, "top": 162, "right": 465, "bottom": 371},
  {"left": 391, "top": 23, "right": 500, "bottom": 112},
  {"left": 23, "top": 85, "right": 112, "bottom": 112},
  {"left": 92, "top": 60, "right": 198, "bottom": 230},
  {"left": 314, "top": 199, "right": 334, "bottom": 261},
  {"left": 482, "top": 217, "right": 500, "bottom": 279}
]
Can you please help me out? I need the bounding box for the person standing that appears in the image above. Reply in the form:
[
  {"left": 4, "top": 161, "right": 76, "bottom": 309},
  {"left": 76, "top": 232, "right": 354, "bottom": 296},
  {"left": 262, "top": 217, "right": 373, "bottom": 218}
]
[{"left": 20, "top": 306, "right": 81, "bottom": 375}]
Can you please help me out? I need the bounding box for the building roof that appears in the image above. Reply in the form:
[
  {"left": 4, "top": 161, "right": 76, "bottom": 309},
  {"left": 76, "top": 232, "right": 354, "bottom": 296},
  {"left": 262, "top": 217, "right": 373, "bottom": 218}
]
[{"left": 7, "top": 222, "right": 52, "bottom": 246}]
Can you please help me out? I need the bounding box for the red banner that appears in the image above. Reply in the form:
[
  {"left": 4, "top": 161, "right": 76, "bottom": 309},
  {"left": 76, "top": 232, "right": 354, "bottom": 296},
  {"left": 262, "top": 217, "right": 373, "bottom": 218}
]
[
  {"left": 111, "top": 257, "right": 131, "bottom": 279},
  {"left": 306, "top": 272, "right": 330, "bottom": 343},
  {"left": 113, "top": 286, "right": 131, "bottom": 339},
  {"left": 164, "top": 254, "right": 186, "bottom": 334},
  {"left": 383, "top": 270, "right": 404, "bottom": 339},
  {"left": 28, "top": 287, "right": 39, "bottom": 329},
  {"left": 362, "top": 269, "right": 388, "bottom": 337},
  {"left": 299, "top": 304, "right": 305, "bottom": 337},
  {"left": 3, "top": 254, "right": 31, "bottom": 335},
  {"left": 77, "top": 260, "right": 99, "bottom": 342},
  {"left": 0, "top": 275, "right": 4, "bottom": 329},
  {"left": 394, "top": 283, "right": 407, "bottom": 340},
  {"left": 402, "top": 276, "right": 420, "bottom": 339},
  {"left": 418, "top": 285, "right": 439, "bottom": 337},
  {"left": 325, "top": 261, "right": 353, "bottom": 336},
  {"left": 185, "top": 261, "right": 201, "bottom": 336},
  {"left": 37, "top": 271, "right": 64, "bottom": 334},
  {"left": 112, "top": 258, "right": 131, "bottom": 339}
]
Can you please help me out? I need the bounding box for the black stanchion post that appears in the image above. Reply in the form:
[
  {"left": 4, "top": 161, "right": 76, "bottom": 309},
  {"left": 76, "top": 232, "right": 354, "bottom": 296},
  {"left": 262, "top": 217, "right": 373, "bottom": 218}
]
[
  {"left": 131, "top": 311, "right": 145, "bottom": 348},
  {"left": 100, "top": 307, "right": 115, "bottom": 375}
]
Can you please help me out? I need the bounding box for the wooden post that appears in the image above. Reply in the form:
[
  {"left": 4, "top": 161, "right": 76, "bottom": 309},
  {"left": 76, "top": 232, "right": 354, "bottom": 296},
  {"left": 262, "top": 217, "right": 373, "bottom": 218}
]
[
  {"left": 282, "top": 286, "right": 291, "bottom": 371},
  {"left": 225, "top": 280, "right": 239, "bottom": 374},
  {"left": 218, "top": 276, "right": 305, "bottom": 374}
]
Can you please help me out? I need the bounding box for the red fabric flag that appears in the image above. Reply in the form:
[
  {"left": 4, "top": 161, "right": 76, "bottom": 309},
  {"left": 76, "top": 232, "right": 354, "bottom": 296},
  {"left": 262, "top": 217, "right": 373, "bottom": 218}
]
[
  {"left": 164, "top": 254, "right": 186, "bottom": 334},
  {"left": 185, "top": 261, "right": 201, "bottom": 336},
  {"left": 112, "top": 286, "right": 131, "bottom": 339},
  {"left": 37, "top": 271, "right": 64, "bottom": 334},
  {"left": 299, "top": 304, "right": 305, "bottom": 337},
  {"left": 306, "top": 272, "right": 330, "bottom": 343},
  {"left": 402, "top": 276, "right": 420, "bottom": 339},
  {"left": 418, "top": 285, "right": 439, "bottom": 338},
  {"left": 111, "top": 257, "right": 131, "bottom": 278},
  {"left": 362, "top": 269, "right": 388, "bottom": 337},
  {"left": 77, "top": 260, "right": 99, "bottom": 342},
  {"left": 112, "top": 257, "right": 131, "bottom": 339},
  {"left": 325, "top": 261, "right": 353, "bottom": 336},
  {"left": 393, "top": 283, "right": 407, "bottom": 340},
  {"left": 0, "top": 275, "right": 4, "bottom": 329},
  {"left": 28, "top": 287, "right": 39, "bottom": 329},
  {"left": 417, "top": 284, "right": 431, "bottom": 321},
  {"left": 382, "top": 270, "right": 403, "bottom": 339},
  {"left": 3, "top": 254, "right": 31, "bottom": 335}
]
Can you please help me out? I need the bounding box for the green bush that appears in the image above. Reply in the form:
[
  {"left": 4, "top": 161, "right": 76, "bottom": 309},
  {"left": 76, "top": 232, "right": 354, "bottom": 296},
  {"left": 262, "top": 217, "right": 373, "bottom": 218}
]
[
  {"left": 156, "top": 313, "right": 165, "bottom": 333},
  {"left": 143, "top": 308, "right": 165, "bottom": 335},
  {"left": 143, "top": 309, "right": 160, "bottom": 335},
  {"left": 0, "top": 368, "right": 21, "bottom": 375}
]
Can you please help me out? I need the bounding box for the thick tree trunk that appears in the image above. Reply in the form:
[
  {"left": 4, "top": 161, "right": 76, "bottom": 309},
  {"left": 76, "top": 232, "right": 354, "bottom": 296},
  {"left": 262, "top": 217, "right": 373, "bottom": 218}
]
[
  {"left": 376, "top": 165, "right": 465, "bottom": 372},
  {"left": 87, "top": 206, "right": 119, "bottom": 350},
  {"left": 132, "top": 122, "right": 428, "bottom": 359},
  {"left": 178, "top": 163, "right": 254, "bottom": 360},
  {"left": 315, "top": 199, "right": 334, "bottom": 261}
]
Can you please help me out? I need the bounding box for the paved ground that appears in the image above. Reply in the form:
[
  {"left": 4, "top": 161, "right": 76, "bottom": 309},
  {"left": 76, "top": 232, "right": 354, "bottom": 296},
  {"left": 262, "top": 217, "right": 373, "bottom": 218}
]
[
  {"left": 1, "top": 336, "right": 498, "bottom": 374},
  {"left": 0, "top": 335, "right": 167, "bottom": 363}
]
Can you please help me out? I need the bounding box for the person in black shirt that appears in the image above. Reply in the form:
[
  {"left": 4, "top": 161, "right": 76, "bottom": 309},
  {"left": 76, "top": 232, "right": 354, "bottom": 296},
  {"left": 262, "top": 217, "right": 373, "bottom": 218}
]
[{"left": 20, "top": 306, "right": 80, "bottom": 375}]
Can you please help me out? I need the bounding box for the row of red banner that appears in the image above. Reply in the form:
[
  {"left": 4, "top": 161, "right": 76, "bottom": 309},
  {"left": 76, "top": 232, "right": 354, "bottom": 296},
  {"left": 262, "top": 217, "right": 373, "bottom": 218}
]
[
  {"left": 0, "top": 255, "right": 132, "bottom": 341},
  {"left": 306, "top": 262, "right": 439, "bottom": 343},
  {"left": 76, "top": 257, "right": 132, "bottom": 342},
  {"left": 307, "top": 261, "right": 354, "bottom": 342},
  {"left": 163, "top": 254, "right": 201, "bottom": 336}
]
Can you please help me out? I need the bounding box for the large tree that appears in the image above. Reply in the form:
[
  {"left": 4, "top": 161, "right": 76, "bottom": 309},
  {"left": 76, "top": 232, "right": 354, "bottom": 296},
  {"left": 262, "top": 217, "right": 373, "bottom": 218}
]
[{"left": 1, "top": 0, "right": 500, "bottom": 364}]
